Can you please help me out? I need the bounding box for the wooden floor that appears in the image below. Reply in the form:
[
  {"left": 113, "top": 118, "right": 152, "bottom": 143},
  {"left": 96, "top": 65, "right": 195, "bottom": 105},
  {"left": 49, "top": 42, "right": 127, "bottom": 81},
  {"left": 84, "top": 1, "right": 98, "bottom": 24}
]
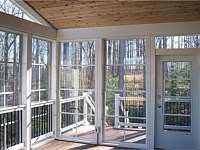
[
  {"left": 35, "top": 125, "right": 145, "bottom": 150},
  {"left": 34, "top": 140, "right": 135, "bottom": 150}
]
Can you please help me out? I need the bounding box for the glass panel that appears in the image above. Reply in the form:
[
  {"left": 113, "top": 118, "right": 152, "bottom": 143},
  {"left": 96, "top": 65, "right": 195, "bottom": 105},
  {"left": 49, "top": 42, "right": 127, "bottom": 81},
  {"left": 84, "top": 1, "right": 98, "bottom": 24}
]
[
  {"left": 105, "top": 39, "right": 147, "bottom": 145},
  {"left": 165, "top": 102, "right": 191, "bottom": 115},
  {"left": 0, "top": 32, "right": 20, "bottom": 62},
  {"left": 106, "top": 39, "right": 146, "bottom": 65},
  {"left": 61, "top": 114, "right": 75, "bottom": 129},
  {"left": 164, "top": 62, "right": 191, "bottom": 79},
  {"left": 32, "top": 39, "right": 50, "bottom": 64},
  {"left": 77, "top": 115, "right": 95, "bottom": 139},
  {"left": 163, "top": 61, "right": 192, "bottom": 132},
  {"left": 104, "top": 117, "right": 146, "bottom": 144},
  {"left": 61, "top": 66, "right": 95, "bottom": 89},
  {"left": 165, "top": 80, "right": 191, "bottom": 97},
  {"left": 155, "top": 35, "right": 200, "bottom": 49},
  {"left": 60, "top": 41, "right": 95, "bottom": 65},
  {"left": 0, "top": 95, "right": 4, "bottom": 108},
  {"left": 32, "top": 65, "right": 39, "bottom": 90},
  {"left": 40, "top": 65, "right": 48, "bottom": 89},
  {"left": 60, "top": 40, "right": 96, "bottom": 141},
  {"left": 31, "top": 91, "right": 39, "bottom": 102},
  {"left": 40, "top": 90, "right": 48, "bottom": 101},
  {"left": 5, "top": 94, "right": 14, "bottom": 106},
  {"left": 0, "top": 31, "right": 20, "bottom": 107},
  {"left": 31, "top": 38, "right": 50, "bottom": 102},
  {"left": 164, "top": 115, "right": 191, "bottom": 126},
  {"left": 0, "top": 0, "right": 34, "bottom": 22},
  {"left": 60, "top": 66, "right": 73, "bottom": 89}
]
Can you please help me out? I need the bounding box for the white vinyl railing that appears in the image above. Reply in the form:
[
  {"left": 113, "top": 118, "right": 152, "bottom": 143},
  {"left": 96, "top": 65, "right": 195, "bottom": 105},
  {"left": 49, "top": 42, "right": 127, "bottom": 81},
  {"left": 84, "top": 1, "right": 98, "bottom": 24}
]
[
  {"left": 114, "top": 94, "right": 146, "bottom": 129},
  {"left": 60, "top": 93, "right": 95, "bottom": 133}
]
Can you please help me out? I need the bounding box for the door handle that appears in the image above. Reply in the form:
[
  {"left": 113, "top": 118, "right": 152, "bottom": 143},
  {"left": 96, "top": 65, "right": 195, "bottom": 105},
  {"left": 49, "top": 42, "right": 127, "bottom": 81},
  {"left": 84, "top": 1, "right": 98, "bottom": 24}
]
[
  {"left": 157, "top": 105, "right": 162, "bottom": 108},
  {"left": 157, "top": 95, "right": 161, "bottom": 99}
]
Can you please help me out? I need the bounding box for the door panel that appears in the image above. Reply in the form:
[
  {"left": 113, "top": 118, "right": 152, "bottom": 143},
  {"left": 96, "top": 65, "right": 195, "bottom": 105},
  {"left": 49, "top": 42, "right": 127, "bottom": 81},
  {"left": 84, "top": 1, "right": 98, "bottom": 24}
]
[{"left": 156, "top": 56, "right": 197, "bottom": 149}]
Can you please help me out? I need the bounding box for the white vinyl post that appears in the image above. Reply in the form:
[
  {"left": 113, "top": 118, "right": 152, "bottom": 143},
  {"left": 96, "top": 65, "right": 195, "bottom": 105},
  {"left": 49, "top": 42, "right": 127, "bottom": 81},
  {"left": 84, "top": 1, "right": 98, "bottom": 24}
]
[
  {"left": 73, "top": 70, "right": 79, "bottom": 123},
  {"left": 21, "top": 33, "right": 32, "bottom": 150},
  {"left": 114, "top": 94, "right": 120, "bottom": 128},
  {"left": 51, "top": 41, "right": 57, "bottom": 136},
  {"left": 83, "top": 92, "right": 88, "bottom": 126}
]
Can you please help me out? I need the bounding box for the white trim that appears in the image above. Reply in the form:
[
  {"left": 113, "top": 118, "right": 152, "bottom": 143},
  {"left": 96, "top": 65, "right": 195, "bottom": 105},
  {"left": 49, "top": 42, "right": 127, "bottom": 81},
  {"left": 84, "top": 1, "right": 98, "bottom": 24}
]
[
  {"left": 60, "top": 120, "right": 85, "bottom": 133},
  {"left": 96, "top": 38, "right": 104, "bottom": 145},
  {"left": 26, "top": 33, "right": 32, "bottom": 150},
  {"left": 101, "top": 141, "right": 146, "bottom": 149},
  {"left": 31, "top": 137, "right": 55, "bottom": 149},
  {"left": 51, "top": 41, "right": 57, "bottom": 138},
  {"left": 12, "top": 1, "right": 51, "bottom": 27},
  {"left": 149, "top": 36, "right": 156, "bottom": 150},
  {"left": 31, "top": 132, "right": 54, "bottom": 145},
  {"left": 0, "top": 12, "right": 56, "bottom": 40},
  {"left": 31, "top": 100, "right": 55, "bottom": 108},
  {"left": 156, "top": 49, "right": 200, "bottom": 56},
  {"left": 7, "top": 143, "right": 24, "bottom": 150},
  {"left": 0, "top": 105, "right": 25, "bottom": 114},
  {"left": 145, "top": 37, "right": 152, "bottom": 150},
  {"left": 56, "top": 136, "right": 96, "bottom": 145},
  {"left": 57, "top": 21, "right": 200, "bottom": 40}
]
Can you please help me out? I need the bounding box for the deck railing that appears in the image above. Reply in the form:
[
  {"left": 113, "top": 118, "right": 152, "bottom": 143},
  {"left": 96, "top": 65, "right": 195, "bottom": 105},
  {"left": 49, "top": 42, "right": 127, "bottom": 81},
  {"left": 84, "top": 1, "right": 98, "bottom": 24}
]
[
  {"left": 114, "top": 94, "right": 146, "bottom": 129},
  {"left": 61, "top": 93, "right": 95, "bottom": 133},
  {"left": 31, "top": 100, "right": 54, "bottom": 144},
  {"left": 0, "top": 106, "right": 24, "bottom": 150}
]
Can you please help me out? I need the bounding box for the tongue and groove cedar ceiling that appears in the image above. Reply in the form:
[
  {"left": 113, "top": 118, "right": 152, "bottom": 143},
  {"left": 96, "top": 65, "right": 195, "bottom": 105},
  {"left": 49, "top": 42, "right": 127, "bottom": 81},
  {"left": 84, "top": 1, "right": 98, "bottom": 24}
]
[{"left": 24, "top": 1, "right": 200, "bottom": 29}]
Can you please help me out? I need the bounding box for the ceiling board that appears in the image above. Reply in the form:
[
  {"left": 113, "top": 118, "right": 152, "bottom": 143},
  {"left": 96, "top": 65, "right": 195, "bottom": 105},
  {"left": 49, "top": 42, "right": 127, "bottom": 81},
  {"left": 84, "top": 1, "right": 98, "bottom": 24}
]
[{"left": 25, "top": 1, "right": 200, "bottom": 29}]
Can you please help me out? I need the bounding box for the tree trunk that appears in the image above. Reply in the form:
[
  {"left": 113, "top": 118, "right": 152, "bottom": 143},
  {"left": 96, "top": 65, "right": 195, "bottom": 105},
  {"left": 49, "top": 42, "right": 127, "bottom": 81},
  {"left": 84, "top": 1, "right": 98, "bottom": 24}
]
[{"left": 118, "top": 40, "right": 125, "bottom": 97}]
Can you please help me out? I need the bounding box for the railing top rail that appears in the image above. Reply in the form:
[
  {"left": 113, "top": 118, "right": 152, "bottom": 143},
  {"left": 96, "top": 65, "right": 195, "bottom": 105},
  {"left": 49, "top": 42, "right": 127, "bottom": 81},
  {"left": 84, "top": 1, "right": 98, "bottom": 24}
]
[
  {"left": 60, "top": 96, "right": 85, "bottom": 103},
  {"left": 31, "top": 99, "right": 55, "bottom": 108},
  {"left": 0, "top": 105, "right": 25, "bottom": 114},
  {"left": 119, "top": 97, "right": 146, "bottom": 101}
]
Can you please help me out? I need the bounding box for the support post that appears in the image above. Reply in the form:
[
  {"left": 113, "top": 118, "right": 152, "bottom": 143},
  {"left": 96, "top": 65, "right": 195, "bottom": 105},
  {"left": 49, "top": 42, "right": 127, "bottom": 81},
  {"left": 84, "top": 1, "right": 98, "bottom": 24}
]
[
  {"left": 125, "top": 110, "right": 129, "bottom": 128},
  {"left": 51, "top": 41, "right": 57, "bottom": 137},
  {"left": 73, "top": 70, "right": 79, "bottom": 124},
  {"left": 83, "top": 92, "right": 88, "bottom": 126},
  {"left": 114, "top": 94, "right": 120, "bottom": 128}
]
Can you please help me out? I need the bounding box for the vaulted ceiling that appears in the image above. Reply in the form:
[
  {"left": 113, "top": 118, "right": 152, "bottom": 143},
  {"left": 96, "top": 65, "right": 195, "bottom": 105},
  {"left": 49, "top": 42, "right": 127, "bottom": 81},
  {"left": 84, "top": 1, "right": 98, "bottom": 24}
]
[{"left": 24, "top": 1, "right": 200, "bottom": 29}]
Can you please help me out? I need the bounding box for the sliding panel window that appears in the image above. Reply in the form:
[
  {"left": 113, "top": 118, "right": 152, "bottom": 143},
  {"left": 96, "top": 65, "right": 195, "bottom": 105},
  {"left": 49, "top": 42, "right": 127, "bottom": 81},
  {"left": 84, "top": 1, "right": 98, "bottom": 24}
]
[
  {"left": 0, "top": 30, "right": 23, "bottom": 149},
  {"left": 0, "top": 31, "right": 21, "bottom": 108},
  {"left": 31, "top": 38, "right": 52, "bottom": 139},
  {"left": 104, "top": 39, "right": 147, "bottom": 145},
  {"left": 60, "top": 41, "right": 96, "bottom": 142}
]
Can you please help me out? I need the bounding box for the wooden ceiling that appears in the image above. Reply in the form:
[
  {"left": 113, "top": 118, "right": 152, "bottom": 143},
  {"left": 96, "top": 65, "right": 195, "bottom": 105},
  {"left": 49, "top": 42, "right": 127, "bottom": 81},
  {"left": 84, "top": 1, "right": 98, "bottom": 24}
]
[{"left": 24, "top": 1, "right": 200, "bottom": 29}]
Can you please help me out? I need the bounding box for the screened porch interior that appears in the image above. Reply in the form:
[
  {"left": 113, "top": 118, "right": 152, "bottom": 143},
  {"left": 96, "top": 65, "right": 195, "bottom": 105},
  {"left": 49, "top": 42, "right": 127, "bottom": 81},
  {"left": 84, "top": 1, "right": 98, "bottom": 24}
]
[{"left": 0, "top": 1, "right": 200, "bottom": 150}]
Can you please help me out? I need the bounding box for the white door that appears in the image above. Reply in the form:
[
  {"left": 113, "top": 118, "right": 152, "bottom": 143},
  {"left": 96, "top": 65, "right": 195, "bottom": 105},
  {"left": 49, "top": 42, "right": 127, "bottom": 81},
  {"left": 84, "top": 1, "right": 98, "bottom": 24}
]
[{"left": 155, "top": 55, "right": 199, "bottom": 149}]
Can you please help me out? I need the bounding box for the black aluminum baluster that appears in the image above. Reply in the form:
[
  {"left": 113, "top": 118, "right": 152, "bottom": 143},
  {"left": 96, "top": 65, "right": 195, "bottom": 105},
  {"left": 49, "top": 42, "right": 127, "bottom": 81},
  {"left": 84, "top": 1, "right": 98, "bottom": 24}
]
[
  {"left": 10, "top": 112, "right": 13, "bottom": 147},
  {"left": 37, "top": 106, "right": 40, "bottom": 137},
  {"left": 16, "top": 111, "right": 19, "bottom": 144},
  {"left": 42, "top": 106, "right": 44, "bottom": 135},
  {"left": 50, "top": 105, "right": 52, "bottom": 131},
  {"left": 6, "top": 113, "right": 9, "bottom": 148},
  {"left": 20, "top": 110, "right": 22, "bottom": 143},
  {"left": 0, "top": 114, "right": 2, "bottom": 149},
  {"left": 33, "top": 107, "right": 35, "bottom": 138},
  {"left": 14, "top": 111, "right": 16, "bottom": 145}
]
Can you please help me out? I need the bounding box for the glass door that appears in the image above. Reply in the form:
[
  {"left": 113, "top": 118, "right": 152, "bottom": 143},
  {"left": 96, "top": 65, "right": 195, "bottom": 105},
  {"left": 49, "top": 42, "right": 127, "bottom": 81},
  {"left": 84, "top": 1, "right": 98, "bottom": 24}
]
[
  {"left": 156, "top": 56, "right": 197, "bottom": 149},
  {"left": 59, "top": 41, "right": 96, "bottom": 143},
  {"left": 103, "top": 39, "right": 147, "bottom": 147}
]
